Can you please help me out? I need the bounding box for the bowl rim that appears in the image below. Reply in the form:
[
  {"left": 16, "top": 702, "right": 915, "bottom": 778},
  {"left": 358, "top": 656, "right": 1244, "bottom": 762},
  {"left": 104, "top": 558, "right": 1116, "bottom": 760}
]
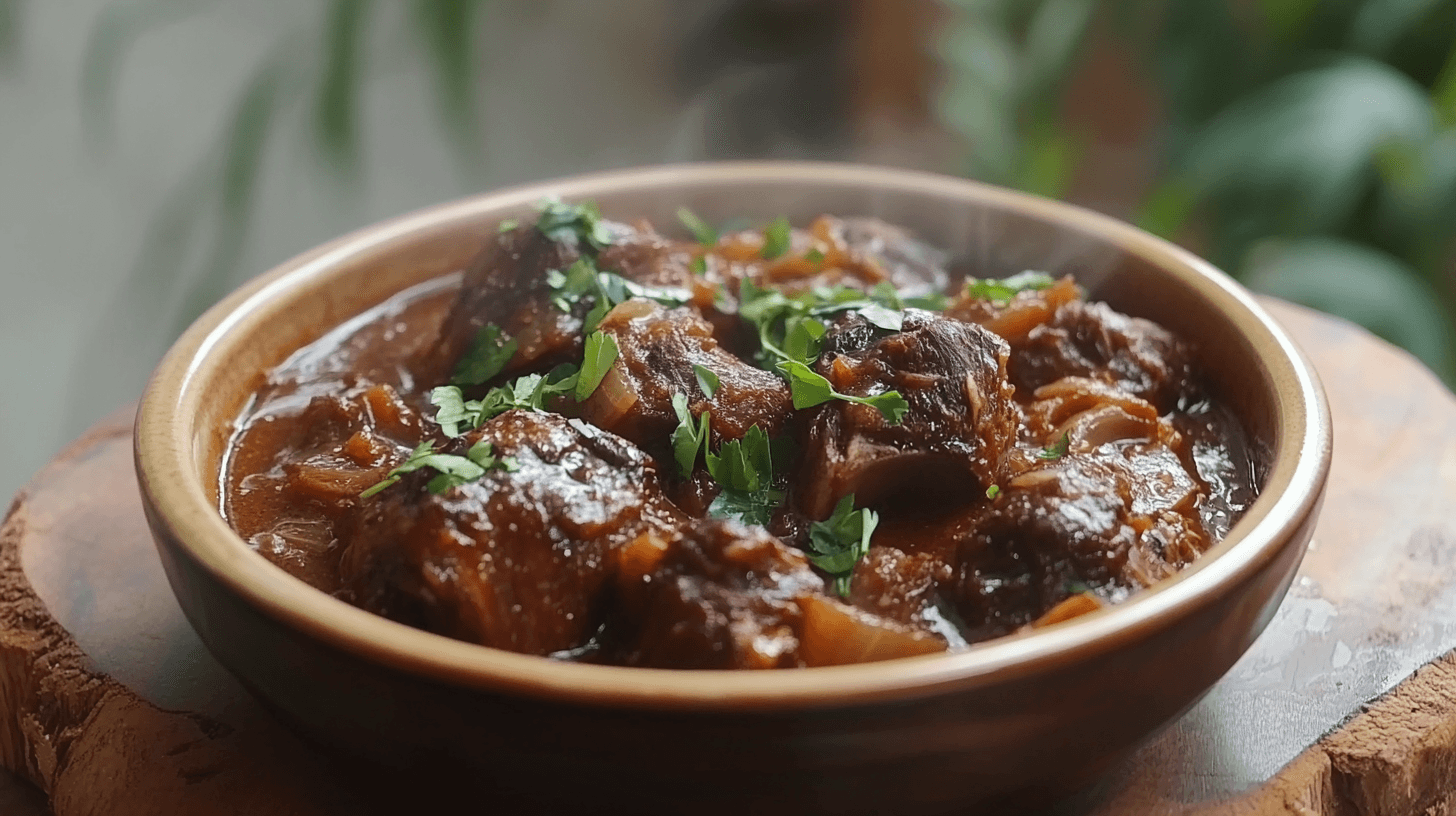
[{"left": 135, "top": 160, "right": 1332, "bottom": 711}]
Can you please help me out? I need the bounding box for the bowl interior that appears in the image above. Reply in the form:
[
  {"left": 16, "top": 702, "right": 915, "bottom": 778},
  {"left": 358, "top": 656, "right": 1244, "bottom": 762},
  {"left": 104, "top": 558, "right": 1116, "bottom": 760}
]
[{"left": 138, "top": 161, "right": 1328, "bottom": 708}]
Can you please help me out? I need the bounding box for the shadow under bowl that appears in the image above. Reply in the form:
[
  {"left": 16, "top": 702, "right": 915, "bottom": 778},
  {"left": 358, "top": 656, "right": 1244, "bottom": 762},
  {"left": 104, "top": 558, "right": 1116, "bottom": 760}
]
[{"left": 134, "top": 162, "right": 1331, "bottom": 815}]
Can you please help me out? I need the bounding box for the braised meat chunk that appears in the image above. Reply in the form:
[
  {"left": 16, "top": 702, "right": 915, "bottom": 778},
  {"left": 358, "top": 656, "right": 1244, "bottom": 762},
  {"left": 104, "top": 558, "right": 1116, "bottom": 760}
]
[
  {"left": 953, "top": 443, "right": 1209, "bottom": 641},
  {"left": 611, "top": 519, "right": 943, "bottom": 669},
  {"left": 1013, "top": 300, "right": 1193, "bottom": 411},
  {"left": 579, "top": 299, "right": 793, "bottom": 455},
  {"left": 797, "top": 309, "right": 1018, "bottom": 519},
  {"left": 338, "top": 410, "right": 683, "bottom": 655}
]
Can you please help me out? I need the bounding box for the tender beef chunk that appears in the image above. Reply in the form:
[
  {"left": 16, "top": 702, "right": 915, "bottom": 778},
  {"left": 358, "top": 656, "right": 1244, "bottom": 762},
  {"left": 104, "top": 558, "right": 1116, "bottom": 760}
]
[
  {"left": 1012, "top": 300, "right": 1193, "bottom": 411},
  {"left": 847, "top": 546, "right": 966, "bottom": 647},
  {"left": 338, "top": 411, "right": 684, "bottom": 655},
  {"left": 428, "top": 224, "right": 589, "bottom": 383},
  {"left": 952, "top": 442, "right": 1210, "bottom": 641},
  {"left": 610, "top": 520, "right": 944, "bottom": 669},
  {"left": 580, "top": 299, "right": 793, "bottom": 457},
  {"left": 797, "top": 309, "right": 1018, "bottom": 519}
]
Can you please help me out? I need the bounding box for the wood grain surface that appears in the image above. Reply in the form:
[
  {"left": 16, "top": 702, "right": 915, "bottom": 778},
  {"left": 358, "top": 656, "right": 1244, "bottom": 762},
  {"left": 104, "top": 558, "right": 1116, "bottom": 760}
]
[{"left": 1, "top": 300, "right": 1453, "bottom": 815}]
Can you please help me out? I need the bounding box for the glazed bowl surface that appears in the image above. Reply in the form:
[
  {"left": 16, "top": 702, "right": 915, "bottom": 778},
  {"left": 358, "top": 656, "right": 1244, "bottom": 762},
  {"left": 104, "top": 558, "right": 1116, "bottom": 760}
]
[{"left": 135, "top": 162, "right": 1331, "bottom": 815}]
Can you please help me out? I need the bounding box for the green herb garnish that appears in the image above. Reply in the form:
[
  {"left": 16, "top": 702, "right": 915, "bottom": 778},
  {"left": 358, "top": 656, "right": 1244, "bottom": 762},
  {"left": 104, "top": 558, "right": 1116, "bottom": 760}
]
[
  {"left": 760, "top": 216, "right": 792, "bottom": 259},
  {"left": 360, "top": 439, "right": 516, "bottom": 498},
  {"left": 536, "top": 198, "right": 613, "bottom": 250},
  {"left": 546, "top": 255, "right": 691, "bottom": 331},
  {"left": 670, "top": 392, "right": 712, "bottom": 477},
  {"left": 693, "top": 364, "right": 720, "bottom": 399},
  {"left": 776, "top": 360, "right": 909, "bottom": 425},
  {"left": 1040, "top": 431, "right": 1071, "bottom": 460},
  {"left": 804, "top": 247, "right": 825, "bottom": 264},
  {"left": 576, "top": 331, "right": 619, "bottom": 402},
  {"left": 985, "top": 484, "right": 1001, "bottom": 499},
  {"left": 689, "top": 255, "right": 708, "bottom": 276},
  {"left": 704, "top": 425, "right": 785, "bottom": 527},
  {"left": 498, "top": 219, "right": 519, "bottom": 233},
  {"left": 428, "top": 364, "right": 580, "bottom": 437},
  {"left": 806, "top": 494, "right": 879, "bottom": 597},
  {"left": 452, "top": 324, "right": 518, "bottom": 386},
  {"left": 965, "top": 271, "right": 1056, "bottom": 305},
  {"left": 677, "top": 206, "right": 718, "bottom": 245}
]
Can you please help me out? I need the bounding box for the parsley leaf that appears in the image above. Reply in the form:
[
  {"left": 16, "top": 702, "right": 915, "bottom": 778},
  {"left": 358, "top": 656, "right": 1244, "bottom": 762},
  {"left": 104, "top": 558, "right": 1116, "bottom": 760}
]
[
  {"left": 985, "top": 484, "right": 1001, "bottom": 499},
  {"left": 806, "top": 495, "right": 879, "bottom": 597},
  {"left": 453, "top": 324, "right": 518, "bottom": 386},
  {"left": 704, "top": 425, "right": 785, "bottom": 527},
  {"left": 782, "top": 317, "right": 826, "bottom": 364},
  {"left": 576, "top": 331, "right": 619, "bottom": 402},
  {"left": 965, "top": 271, "right": 1056, "bottom": 304},
  {"left": 536, "top": 198, "right": 613, "bottom": 250},
  {"left": 707, "top": 487, "right": 785, "bottom": 528},
  {"left": 760, "top": 216, "right": 792, "bottom": 259},
  {"left": 1040, "top": 431, "right": 1071, "bottom": 460},
  {"left": 676, "top": 206, "right": 718, "bottom": 245},
  {"left": 804, "top": 247, "right": 825, "bottom": 264},
  {"left": 689, "top": 254, "right": 708, "bottom": 276},
  {"left": 546, "top": 255, "right": 691, "bottom": 329},
  {"left": 693, "top": 364, "right": 720, "bottom": 399},
  {"left": 360, "top": 440, "right": 515, "bottom": 498},
  {"left": 670, "top": 392, "right": 711, "bottom": 477},
  {"left": 856, "top": 303, "right": 904, "bottom": 332},
  {"left": 429, "top": 386, "right": 476, "bottom": 438},
  {"left": 776, "top": 360, "right": 909, "bottom": 425},
  {"left": 904, "top": 291, "right": 951, "bottom": 311}
]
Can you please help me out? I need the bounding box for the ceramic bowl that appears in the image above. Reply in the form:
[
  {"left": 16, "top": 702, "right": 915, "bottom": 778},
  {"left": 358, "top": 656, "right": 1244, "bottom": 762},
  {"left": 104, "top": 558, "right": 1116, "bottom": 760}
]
[{"left": 135, "top": 162, "right": 1331, "bottom": 815}]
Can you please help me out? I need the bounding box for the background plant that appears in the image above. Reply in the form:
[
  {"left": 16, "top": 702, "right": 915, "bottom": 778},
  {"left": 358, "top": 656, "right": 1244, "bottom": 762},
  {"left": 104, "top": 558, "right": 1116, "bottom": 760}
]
[{"left": 936, "top": 0, "right": 1456, "bottom": 382}]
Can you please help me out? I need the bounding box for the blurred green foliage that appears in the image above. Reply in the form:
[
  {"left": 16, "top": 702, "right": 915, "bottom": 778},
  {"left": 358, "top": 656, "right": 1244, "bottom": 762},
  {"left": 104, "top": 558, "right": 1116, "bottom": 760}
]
[
  {"left": 936, "top": 0, "right": 1456, "bottom": 383},
  {"left": 79, "top": 0, "right": 492, "bottom": 347}
]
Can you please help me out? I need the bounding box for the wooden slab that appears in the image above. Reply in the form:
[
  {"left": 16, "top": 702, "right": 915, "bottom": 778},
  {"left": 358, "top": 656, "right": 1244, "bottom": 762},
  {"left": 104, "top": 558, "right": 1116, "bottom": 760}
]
[{"left": 1, "top": 300, "right": 1454, "bottom": 815}]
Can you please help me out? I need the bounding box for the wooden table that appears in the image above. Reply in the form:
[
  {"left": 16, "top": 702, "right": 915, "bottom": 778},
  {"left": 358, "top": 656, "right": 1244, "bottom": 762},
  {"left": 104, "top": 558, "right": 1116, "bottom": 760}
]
[{"left": 2, "top": 300, "right": 1454, "bottom": 815}]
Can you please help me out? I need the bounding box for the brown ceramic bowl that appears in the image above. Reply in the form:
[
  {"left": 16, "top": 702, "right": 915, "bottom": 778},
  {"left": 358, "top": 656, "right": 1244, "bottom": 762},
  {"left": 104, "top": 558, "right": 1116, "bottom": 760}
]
[{"left": 135, "top": 162, "right": 1331, "bottom": 814}]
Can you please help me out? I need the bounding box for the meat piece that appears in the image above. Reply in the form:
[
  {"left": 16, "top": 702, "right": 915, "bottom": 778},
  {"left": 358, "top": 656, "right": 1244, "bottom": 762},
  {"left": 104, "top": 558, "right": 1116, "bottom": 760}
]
[
  {"left": 428, "top": 223, "right": 589, "bottom": 384},
  {"left": 847, "top": 545, "right": 965, "bottom": 647},
  {"left": 610, "top": 520, "right": 943, "bottom": 669},
  {"left": 579, "top": 298, "right": 793, "bottom": 456},
  {"left": 1012, "top": 300, "right": 1194, "bottom": 411},
  {"left": 953, "top": 441, "right": 1210, "bottom": 641},
  {"left": 797, "top": 309, "right": 1018, "bottom": 519},
  {"left": 338, "top": 410, "right": 684, "bottom": 655}
]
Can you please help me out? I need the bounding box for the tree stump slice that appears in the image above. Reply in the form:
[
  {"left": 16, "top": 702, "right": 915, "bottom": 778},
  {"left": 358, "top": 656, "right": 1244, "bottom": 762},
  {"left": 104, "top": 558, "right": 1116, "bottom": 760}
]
[{"left": 1, "top": 299, "right": 1454, "bottom": 815}]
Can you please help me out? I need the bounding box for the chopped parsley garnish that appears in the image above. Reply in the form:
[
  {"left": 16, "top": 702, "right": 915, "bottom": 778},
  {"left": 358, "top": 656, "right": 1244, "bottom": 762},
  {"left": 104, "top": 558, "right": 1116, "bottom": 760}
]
[
  {"left": 1040, "top": 431, "right": 1071, "bottom": 460},
  {"left": 704, "top": 425, "right": 785, "bottom": 527},
  {"left": 536, "top": 198, "right": 613, "bottom": 250},
  {"left": 546, "top": 255, "right": 691, "bottom": 332},
  {"left": 575, "top": 331, "right": 619, "bottom": 402},
  {"left": 985, "top": 484, "right": 1001, "bottom": 499},
  {"left": 807, "top": 494, "right": 879, "bottom": 597},
  {"left": 676, "top": 206, "right": 718, "bottom": 245},
  {"left": 428, "top": 364, "right": 580, "bottom": 437},
  {"left": 804, "top": 247, "right": 825, "bottom": 265},
  {"left": 452, "top": 324, "right": 518, "bottom": 386},
  {"left": 689, "top": 255, "right": 708, "bottom": 276},
  {"left": 498, "top": 219, "right": 518, "bottom": 233},
  {"left": 360, "top": 439, "right": 517, "bottom": 498},
  {"left": 777, "top": 360, "right": 910, "bottom": 425},
  {"left": 670, "top": 392, "right": 712, "bottom": 477},
  {"left": 965, "top": 271, "right": 1056, "bottom": 305},
  {"left": 760, "top": 216, "right": 792, "bottom": 259},
  {"left": 782, "top": 317, "right": 826, "bottom": 364},
  {"left": 856, "top": 302, "right": 904, "bottom": 332},
  {"left": 693, "top": 364, "right": 720, "bottom": 399}
]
